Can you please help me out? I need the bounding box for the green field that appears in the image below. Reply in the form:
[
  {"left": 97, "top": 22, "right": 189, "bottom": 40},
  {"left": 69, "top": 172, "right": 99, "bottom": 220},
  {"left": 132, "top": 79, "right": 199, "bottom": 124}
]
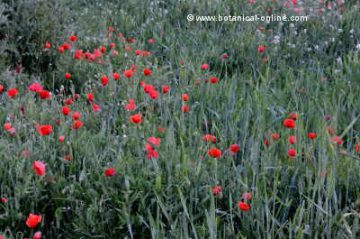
[{"left": 0, "top": 0, "right": 359, "bottom": 238}]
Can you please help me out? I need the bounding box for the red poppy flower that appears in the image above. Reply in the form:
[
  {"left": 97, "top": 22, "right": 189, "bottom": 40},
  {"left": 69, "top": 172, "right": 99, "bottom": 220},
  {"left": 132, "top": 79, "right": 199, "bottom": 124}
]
[
  {"left": 38, "top": 90, "right": 51, "bottom": 99},
  {"left": 288, "top": 148, "right": 296, "bottom": 158},
  {"left": 69, "top": 35, "right": 77, "bottom": 42},
  {"left": 230, "top": 144, "right": 240, "bottom": 154},
  {"left": 283, "top": 118, "right": 296, "bottom": 128},
  {"left": 33, "top": 161, "right": 46, "bottom": 176},
  {"left": 148, "top": 38, "right": 156, "bottom": 44},
  {"left": 257, "top": 45, "right": 266, "bottom": 53},
  {"left": 210, "top": 77, "right": 218, "bottom": 84},
  {"left": 109, "top": 42, "right": 116, "bottom": 48},
  {"left": 147, "top": 137, "right": 160, "bottom": 147},
  {"left": 271, "top": 133, "right": 280, "bottom": 140},
  {"left": 7, "top": 88, "right": 18, "bottom": 98},
  {"left": 264, "top": 138, "right": 270, "bottom": 147},
  {"left": 124, "top": 99, "right": 136, "bottom": 111},
  {"left": 143, "top": 68, "right": 152, "bottom": 76},
  {"left": 288, "top": 135, "right": 296, "bottom": 145},
  {"left": 308, "top": 132, "right": 317, "bottom": 140},
  {"left": 202, "top": 134, "right": 217, "bottom": 143},
  {"left": 148, "top": 90, "right": 159, "bottom": 99},
  {"left": 330, "top": 136, "right": 343, "bottom": 145},
  {"left": 91, "top": 103, "right": 101, "bottom": 112},
  {"left": 237, "top": 201, "right": 251, "bottom": 211},
  {"left": 288, "top": 112, "right": 298, "bottom": 120},
  {"left": 58, "top": 135, "right": 65, "bottom": 143},
  {"left": 44, "top": 42, "right": 51, "bottom": 49},
  {"left": 64, "top": 97, "right": 73, "bottom": 105},
  {"left": 58, "top": 46, "right": 65, "bottom": 53},
  {"left": 112, "top": 72, "right": 120, "bottom": 80},
  {"left": 207, "top": 147, "right": 222, "bottom": 158},
  {"left": 182, "top": 94, "right": 189, "bottom": 102},
  {"left": 61, "top": 106, "right": 70, "bottom": 116},
  {"left": 4, "top": 122, "right": 12, "bottom": 131},
  {"left": 64, "top": 73, "right": 71, "bottom": 80},
  {"left": 33, "top": 231, "right": 42, "bottom": 239},
  {"left": 201, "top": 63, "right": 209, "bottom": 70},
  {"left": 101, "top": 75, "right": 109, "bottom": 86},
  {"left": 97, "top": 46, "right": 105, "bottom": 53},
  {"left": 72, "top": 112, "right": 81, "bottom": 120},
  {"left": 242, "top": 192, "right": 252, "bottom": 200},
  {"left": 1, "top": 197, "right": 7, "bottom": 204},
  {"left": 36, "top": 125, "right": 53, "bottom": 136},
  {"left": 72, "top": 120, "right": 83, "bottom": 130},
  {"left": 86, "top": 93, "right": 94, "bottom": 102},
  {"left": 28, "top": 83, "right": 43, "bottom": 92},
  {"left": 129, "top": 114, "right": 142, "bottom": 124},
  {"left": 104, "top": 167, "right": 116, "bottom": 177},
  {"left": 356, "top": 143, "right": 359, "bottom": 153},
  {"left": 0, "top": 84, "right": 4, "bottom": 93},
  {"left": 162, "top": 85, "right": 170, "bottom": 94},
  {"left": 124, "top": 69, "right": 134, "bottom": 78},
  {"left": 181, "top": 105, "right": 189, "bottom": 113},
  {"left": 212, "top": 185, "right": 222, "bottom": 196},
  {"left": 26, "top": 213, "right": 42, "bottom": 228}
]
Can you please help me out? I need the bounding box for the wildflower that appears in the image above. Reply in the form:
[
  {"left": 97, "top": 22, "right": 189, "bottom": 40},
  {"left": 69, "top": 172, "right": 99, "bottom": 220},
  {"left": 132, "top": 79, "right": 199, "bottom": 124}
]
[
  {"left": 26, "top": 213, "right": 42, "bottom": 228},
  {"left": 308, "top": 132, "right": 317, "bottom": 140},
  {"left": 28, "top": 83, "right": 43, "bottom": 92},
  {"left": 257, "top": 45, "right": 266, "bottom": 53},
  {"left": 242, "top": 192, "right": 252, "bottom": 200},
  {"left": 72, "top": 120, "right": 83, "bottom": 130},
  {"left": 124, "top": 99, "right": 136, "bottom": 111},
  {"left": 86, "top": 93, "right": 94, "bottom": 102},
  {"left": 210, "top": 77, "right": 218, "bottom": 84},
  {"left": 288, "top": 135, "right": 296, "bottom": 145},
  {"left": 72, "top": 112, "right": 81, "bottom": 120},
  {"left": 162, "top": 85, "right": 170, "bottom": 94},
  {"left": 91, "top": 103, "right": 101, "bottom": 112},
  {"left": 182, "top": 94, "right": 189, "bottom": 102},
  {"left": 61, "top": 106, "right": 71, "bottom": 116},
  {"left": 36, "top": 125, "right": 53, "bottom": 136},
  {"left": 237, "top": 201, "right": 251, "bottom": 211},
  {"left": 129, "top": 114, "right": 142, "bottom": 124},
  {"left": 201, "top": 63, "right": 209, "bottom": 70},
  {"left": 288, "top": 148, "right": 296, "bottom": 157},
  {"left": 101, "top": 75, "right": 109, "bottom": 86},
  {"left": 104, "top": 167, "right": 116, "bottom": 177},
  {"left": 283, "top": 118, "right": 296, "bottom": 128},
  {"left": 38, "top": 90, "right": 51, "bottom": 100},
  {"left": 212, "top": 185, "right": 222, "bottom": 196},
  {"left": 7, "top": 88, "right": 18, "bottom": 98},
  {"left": 33, "top": 231, "right": 42, "bottom": 239},
  {"left": 147, "top": 137, "right": 161, "bottom": 147},
  {"left": 230, "top": 144, "right": 240, "bottom": 154},
  {"left": 271, "top": 133, "right": 280, "bottom": 140},
  {"left": 58, "top": 135, "right": 65, "bottom": 143},
  {"left": 33, "top": 161, "right": 46, "bottom": 176},
  {"left": 202, "top": 134, "right": 217, "bottom": 143},
  {"left": 124, "top": 69, "right": 134, "bottom": 78},
  {"left": 181, "top": 105, "right": 189, "bottom": 113},
  {"left": 64, "top": 73, "right": 71, "bottom": 80},
  {"left": 207, "top": 147, "right": 222, "bottom": 158},
  {"left": 44, "top": 42, "right": 51, "bottom": 49},
  {"left": 112, "top": 72, "right": 120, "bottom": 80},
  {"left": 69, "top": 35, "right": 77, "bottom": 42},
  {"left": 143, "top": 68, "right": 152, "bottom": 76}
]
